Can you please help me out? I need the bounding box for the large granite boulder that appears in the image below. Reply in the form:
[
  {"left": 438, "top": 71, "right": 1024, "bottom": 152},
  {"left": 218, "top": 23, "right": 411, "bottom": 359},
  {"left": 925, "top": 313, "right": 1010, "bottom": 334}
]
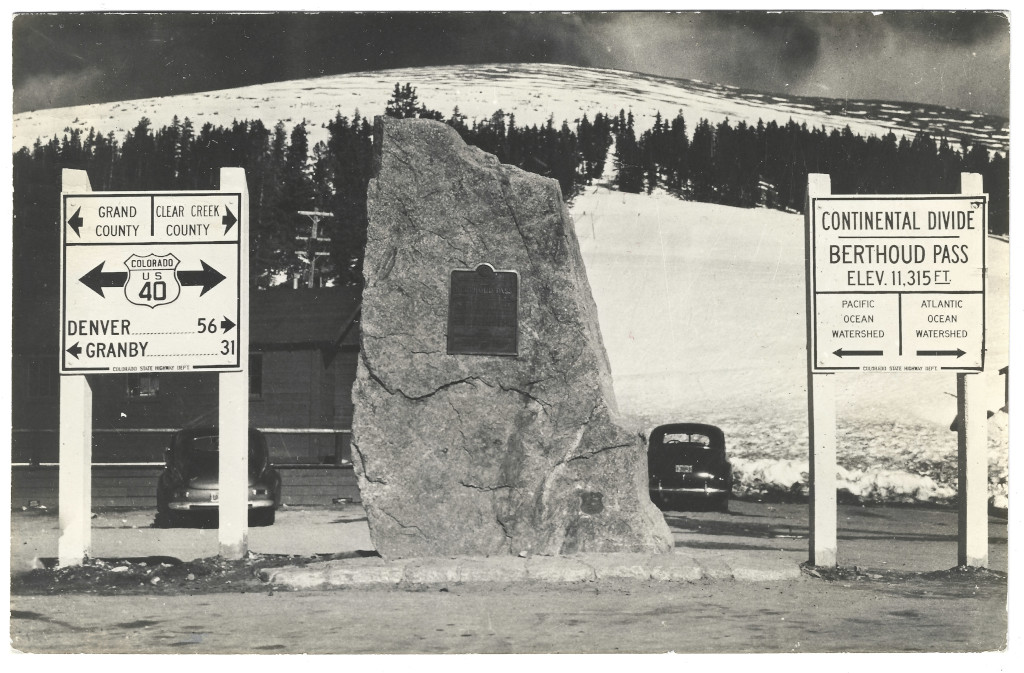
[{"left": 352, "top": 116, "right": 673, "bottom": 559}]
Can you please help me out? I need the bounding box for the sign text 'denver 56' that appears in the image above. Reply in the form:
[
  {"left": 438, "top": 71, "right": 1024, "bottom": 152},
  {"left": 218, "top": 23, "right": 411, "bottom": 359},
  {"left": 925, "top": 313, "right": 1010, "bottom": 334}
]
[
  {"left": 809, "top": 195, "right": 986, "bottom": 372},
  {"left": 60, "top": 191, "right": 242, "bottom": 374}
]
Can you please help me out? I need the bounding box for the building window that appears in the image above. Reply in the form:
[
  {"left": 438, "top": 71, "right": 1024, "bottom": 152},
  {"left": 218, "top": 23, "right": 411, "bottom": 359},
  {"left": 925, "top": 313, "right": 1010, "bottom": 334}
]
[
  {"left": 249, "top": 353, "right": 263, "bottom": 398},
  {"left": 126, "top": 374, "right": 160, "bottom": 400},
  {"left": 28, "top": 358, "right": 59, "bottom": 398}
]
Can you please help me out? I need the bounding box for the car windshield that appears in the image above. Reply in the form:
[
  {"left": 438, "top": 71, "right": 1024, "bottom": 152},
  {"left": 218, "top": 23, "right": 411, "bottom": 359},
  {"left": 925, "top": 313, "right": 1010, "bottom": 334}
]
[
  {"left": 187, "top": 435, "right": 221, "bottom": 473},
  {"left": 663, "top": 433, "right": 711, "bottom": 446},
  {"left": 650, "top": 426, "right": 726, "bottom": 464},
  {"left": 178, "top": 432, "right": 267, "bottom": 476}
]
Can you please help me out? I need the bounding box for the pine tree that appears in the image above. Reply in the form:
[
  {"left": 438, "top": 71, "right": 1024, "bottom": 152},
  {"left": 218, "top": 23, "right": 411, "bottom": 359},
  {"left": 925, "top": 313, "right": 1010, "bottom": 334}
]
[
  {"left": 590, "top": 113, "right": 613, "bottom": 180},
  {"left": 986, "top": 152, "right": 1009, "bottom": 235},
  {"left": 319, "top": 111, "right": 374, "bottom": 286},
  {"left": 690, "top": 119, "right": 715, "bottom": 202},
  {"left": 448, "top": 106, "right": 468, "bottom": 134},
  {"left": 118, "top": 117, "right": 156, "bottom": 189},
  {"left": 666, "top": 112, "right": 689, "bottom": 194},
  {"left": 614, "top": 111, "right": 643, "bottom": 193},
  {"left": 385, "top": 83, "right": 421, "bottom": 119}
]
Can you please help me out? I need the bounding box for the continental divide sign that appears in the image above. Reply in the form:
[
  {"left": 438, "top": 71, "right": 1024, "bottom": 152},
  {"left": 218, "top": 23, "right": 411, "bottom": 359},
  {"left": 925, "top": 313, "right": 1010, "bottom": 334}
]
[
  {"left": 808, "top": 194, "right": 986, "bottom": 373},
  {"left": 60, "top": 191, "right": 243, "bottom": 374}
]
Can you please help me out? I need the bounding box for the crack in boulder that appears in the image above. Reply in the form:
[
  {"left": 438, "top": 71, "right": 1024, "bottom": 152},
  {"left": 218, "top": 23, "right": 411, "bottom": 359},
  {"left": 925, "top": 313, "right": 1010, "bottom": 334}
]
[
  {"left": 398, "top": 377, "right": 484, "bottom": 401},
  {"left": 498, "top": 383, "right": 552, "bottom": 410},
  {"left": 458, "top": 481, "right": 512, "bottom": 492},
  {"left": 566, "top": 443, "right": 635, "bottom": 462},
  {"left": 382, "top": 510, "right": 425, "bottom": 537},
  {"left": 351, "top": 441, "right": 387, "bottom": 486}
]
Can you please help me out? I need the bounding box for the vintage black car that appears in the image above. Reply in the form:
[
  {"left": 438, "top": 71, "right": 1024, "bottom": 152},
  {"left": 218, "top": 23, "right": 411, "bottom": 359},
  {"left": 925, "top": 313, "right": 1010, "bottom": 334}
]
[
  {"left": 648, "top": 423, "right": 732, "bottom": 512},
  {"left": 156, "top": 427, "right": 282, "bottom": 527}
]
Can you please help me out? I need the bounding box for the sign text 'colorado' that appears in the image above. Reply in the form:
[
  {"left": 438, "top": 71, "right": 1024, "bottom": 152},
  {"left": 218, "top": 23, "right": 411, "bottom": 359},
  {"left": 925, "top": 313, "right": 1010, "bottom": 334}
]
[
  {"left": 61, "top": 191, "right": 242, "bottom": 373},
  {"left": 809, "top": 195, "right": 986, "bottom": 372}
]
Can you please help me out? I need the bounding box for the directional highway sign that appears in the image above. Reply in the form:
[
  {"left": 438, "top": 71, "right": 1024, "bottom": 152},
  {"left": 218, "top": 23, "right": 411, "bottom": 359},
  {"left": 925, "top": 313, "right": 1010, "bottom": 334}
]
[
  {"left": 808, "top": 194, "right": 986, "bottom": 373},
  {"left": 60, "top": 191, "right": 243, "bottom": 374}
]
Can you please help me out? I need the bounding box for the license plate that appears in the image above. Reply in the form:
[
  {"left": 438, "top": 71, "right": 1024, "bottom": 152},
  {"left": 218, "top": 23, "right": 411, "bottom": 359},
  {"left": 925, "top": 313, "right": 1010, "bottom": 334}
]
[
  {"left": 675, "top": 465, "right": 693, "bottom": 474},
  {"left": 210, "top": 492, "right": 219, "bottom": 502}
]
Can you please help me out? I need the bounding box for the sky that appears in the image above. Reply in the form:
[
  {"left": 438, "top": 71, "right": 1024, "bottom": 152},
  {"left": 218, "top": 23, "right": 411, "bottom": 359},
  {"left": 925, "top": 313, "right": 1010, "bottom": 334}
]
[{"left": 10, "top": 10, "right": 1011, "bottom": 117}]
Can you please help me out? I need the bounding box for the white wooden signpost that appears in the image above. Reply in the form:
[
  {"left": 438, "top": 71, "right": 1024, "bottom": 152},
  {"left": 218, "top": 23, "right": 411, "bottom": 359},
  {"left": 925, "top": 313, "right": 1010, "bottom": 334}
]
[
  {"left": 58, "top": 167, "right": 250, "bottom": 565},
  {"left": 805, "top": 173, "right": 988, "bottom": 568}
]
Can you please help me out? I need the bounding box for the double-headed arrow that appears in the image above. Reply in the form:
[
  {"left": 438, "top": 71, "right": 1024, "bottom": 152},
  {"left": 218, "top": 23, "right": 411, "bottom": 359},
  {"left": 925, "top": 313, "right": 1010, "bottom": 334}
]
[
  {"left": 833, "top": 348, "right": 883, "bottom": 358},
  {"left": 834, "top": 347, "right": 966, "bottom": 359},
  {"left": 80, "top": 260, "right": 226, "bottom": 297}
]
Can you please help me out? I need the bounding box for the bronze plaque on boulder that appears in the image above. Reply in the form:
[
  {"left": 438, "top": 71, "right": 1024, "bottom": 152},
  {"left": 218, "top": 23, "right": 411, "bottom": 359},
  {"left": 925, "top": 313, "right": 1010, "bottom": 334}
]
[{"left": 447, "top": 263, "right": 519, "bottom": 356}]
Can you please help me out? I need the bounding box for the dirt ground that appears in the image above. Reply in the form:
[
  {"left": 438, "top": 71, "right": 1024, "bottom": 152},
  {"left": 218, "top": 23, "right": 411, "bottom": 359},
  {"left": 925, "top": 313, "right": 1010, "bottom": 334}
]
[
  {"left": 8, "top": 499, "right": 1010, "bottom": 654},
  {"left": 9, "top": 502, "right": 374, "bottom": 574},
  {"left": 10, "top": 566, "right": 1008, "bottom": 654},
  {"left": 10, "top": 498, "right": 1009, "bottom": 581}
]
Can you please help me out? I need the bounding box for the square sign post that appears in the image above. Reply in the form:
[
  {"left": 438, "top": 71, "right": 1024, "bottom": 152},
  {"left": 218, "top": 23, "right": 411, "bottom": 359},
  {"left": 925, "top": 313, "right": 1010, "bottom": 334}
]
[
  {"left": 58, "top": 168, "right": 250, "bottom": 564},
  {"left": 216, "top": 168, "right": 251, "bottom": 559},
  {"left": 805, "top": 174, "right": 838, "bottom": 567},
  {"left": 805, "top": 173, "right": 988, "bottom": 568},
  {"left": 58, "top": 169, "right": 95, "bottom": 568}
]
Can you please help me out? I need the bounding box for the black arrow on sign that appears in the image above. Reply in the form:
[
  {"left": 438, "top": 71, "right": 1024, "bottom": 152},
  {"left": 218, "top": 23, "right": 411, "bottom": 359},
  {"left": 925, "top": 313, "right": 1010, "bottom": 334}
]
[
  {"left": 222, "top": 206, "right": 237, "bottom": 234},
  {"left": 66, "top": 342, "right": 83, "bottom": 359},
  {"left": 917, "top": 349, "right": 966, "bottom": 358},
  {"left": 220, "top": 316, "right": 236, "bottom": 333},
  {"left": 67, "top": 207, "right": 84, "bottom": 237},
  {"left": 833, "top": 348, "right": 883, "bottom": 358},
  {"left": 81, "top": 260, "right": 225, "bottom": 297},
  {"left": 79, "top": 262, "right": 128, "bottom": 297},
  {"left": 178, "top": 260, "right": 226, "bottom": 296}
]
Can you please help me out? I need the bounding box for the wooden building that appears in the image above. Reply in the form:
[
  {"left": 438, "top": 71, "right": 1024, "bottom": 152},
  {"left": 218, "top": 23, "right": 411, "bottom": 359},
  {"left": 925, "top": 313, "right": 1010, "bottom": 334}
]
[{"left": 11, "top": 286, "right": 363, "bottom": 508}]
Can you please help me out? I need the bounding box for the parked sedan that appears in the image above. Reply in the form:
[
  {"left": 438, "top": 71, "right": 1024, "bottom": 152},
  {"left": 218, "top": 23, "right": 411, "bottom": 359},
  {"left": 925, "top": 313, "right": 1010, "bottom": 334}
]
[
  {"left": 648, "top": 423, "right": 732, "bottom": 512},
  {"left": 156, "top": 427, "right": 282, "bottom": 527}
]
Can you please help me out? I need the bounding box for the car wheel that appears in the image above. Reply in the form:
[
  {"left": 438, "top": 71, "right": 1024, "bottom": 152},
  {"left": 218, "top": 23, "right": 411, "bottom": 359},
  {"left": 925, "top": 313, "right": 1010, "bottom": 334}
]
[{"left": 716, "top": 496, "right": 730, "bottom": 513}]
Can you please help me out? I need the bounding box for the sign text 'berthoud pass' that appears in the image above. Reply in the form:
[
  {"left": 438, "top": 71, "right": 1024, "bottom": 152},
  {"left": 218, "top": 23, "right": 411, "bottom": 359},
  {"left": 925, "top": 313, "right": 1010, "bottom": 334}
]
[
  {"left": 61, "top": 191, "right": 242, "bottom": 373},
  {"left": 809, "top": 194, "right": 986, "bottom": 373}
]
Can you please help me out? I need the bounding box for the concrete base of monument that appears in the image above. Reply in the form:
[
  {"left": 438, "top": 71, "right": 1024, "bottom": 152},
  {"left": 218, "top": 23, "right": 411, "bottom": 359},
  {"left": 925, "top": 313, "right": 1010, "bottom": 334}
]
[{"left": 258, "top": 548, "right": 804, "bottom": 590}]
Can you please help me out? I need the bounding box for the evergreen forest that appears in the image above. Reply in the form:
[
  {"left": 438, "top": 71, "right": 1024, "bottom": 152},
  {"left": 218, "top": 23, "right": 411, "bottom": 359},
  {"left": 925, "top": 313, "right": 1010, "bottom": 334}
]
[{"left": 13, "top": 83, "right": 1008, "bottom": 303}]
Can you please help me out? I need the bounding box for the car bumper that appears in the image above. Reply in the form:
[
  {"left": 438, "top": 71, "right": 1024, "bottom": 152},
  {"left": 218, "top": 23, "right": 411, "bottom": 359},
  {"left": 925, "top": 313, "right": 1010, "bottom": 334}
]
[
  {"left": 650, "top": 485, "right": 730, "bottom": 497},
  {"left": 168, "top": 498, "right": 276, "bottom": 511}
]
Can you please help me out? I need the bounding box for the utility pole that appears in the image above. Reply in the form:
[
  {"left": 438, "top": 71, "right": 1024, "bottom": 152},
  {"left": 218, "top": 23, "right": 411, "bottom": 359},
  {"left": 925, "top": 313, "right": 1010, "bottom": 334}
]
[{"left": 296, "top": 210, "right": 333, "bottom": 288}]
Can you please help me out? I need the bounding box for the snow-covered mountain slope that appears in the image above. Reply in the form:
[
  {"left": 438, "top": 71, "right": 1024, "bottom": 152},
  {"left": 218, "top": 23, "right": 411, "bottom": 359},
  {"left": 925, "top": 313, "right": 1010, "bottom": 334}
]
[
  {"left": 572, "top": 188, "right": 1009, "bottom": 504},
  {"left": 13, "top": 63, "right": 1008, "bottom": 155},
  {"left": 573, "top": 187, "right": 1009, "bottom": 423},
  {"left": 12, "top": 62, "right": 1009, "bottom": 504}
]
